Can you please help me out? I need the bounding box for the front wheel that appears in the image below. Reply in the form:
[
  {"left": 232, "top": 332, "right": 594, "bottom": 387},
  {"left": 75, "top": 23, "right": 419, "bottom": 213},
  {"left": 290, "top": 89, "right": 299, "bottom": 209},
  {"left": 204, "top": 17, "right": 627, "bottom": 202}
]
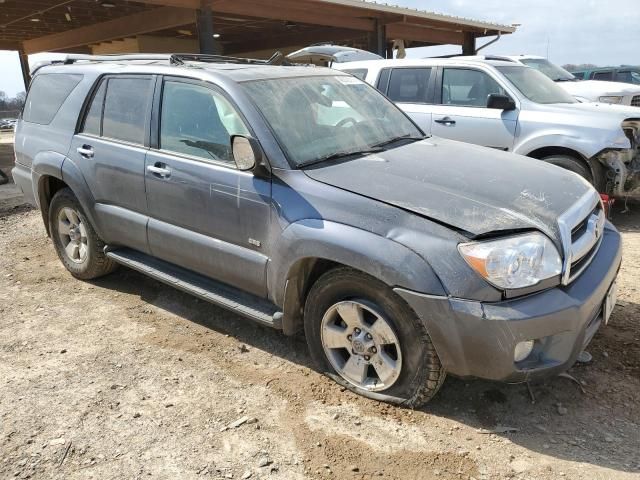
[
  {"left": 304, "top": 267, "right": 445, "bottom": 407},
  {"left": 542, "top": 155, "right": 593, "bottom": 184}
]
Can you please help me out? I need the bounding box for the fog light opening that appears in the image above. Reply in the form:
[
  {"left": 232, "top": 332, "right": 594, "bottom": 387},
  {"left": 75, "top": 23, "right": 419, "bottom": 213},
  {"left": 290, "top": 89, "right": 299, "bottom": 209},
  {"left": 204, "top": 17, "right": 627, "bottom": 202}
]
[{"left": 514, "top": 340, "right": 535, "bottom": 362}]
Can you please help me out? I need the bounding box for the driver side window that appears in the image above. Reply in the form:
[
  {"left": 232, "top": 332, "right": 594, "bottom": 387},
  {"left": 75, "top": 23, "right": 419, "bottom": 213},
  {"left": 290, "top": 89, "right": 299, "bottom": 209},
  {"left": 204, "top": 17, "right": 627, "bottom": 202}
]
[
  {"left": 160, "top": 81, "right": 249, "bottom": 164},
  {"left": 442, "top": 68, "right": 506, "bottom": 107}
]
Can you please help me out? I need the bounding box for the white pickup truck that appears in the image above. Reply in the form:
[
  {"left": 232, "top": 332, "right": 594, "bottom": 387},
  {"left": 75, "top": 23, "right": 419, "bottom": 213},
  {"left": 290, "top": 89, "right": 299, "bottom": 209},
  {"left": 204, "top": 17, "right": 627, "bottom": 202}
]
[
  {"left": 464, "top": 55, "right": 640, "bottom": 107},
  {"left": 333, "top": 57, "right": 640, "bottom": 198}
]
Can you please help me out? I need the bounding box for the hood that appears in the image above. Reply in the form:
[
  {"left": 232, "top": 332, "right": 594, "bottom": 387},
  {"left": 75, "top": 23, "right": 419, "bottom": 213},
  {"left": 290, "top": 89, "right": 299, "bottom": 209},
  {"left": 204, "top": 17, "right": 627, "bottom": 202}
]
[
  {"left": 304, "top": 138, "right": 594, "bottom": 242},
  {"left": 559, "top": 79, "right": 640, "bottom": 99}
]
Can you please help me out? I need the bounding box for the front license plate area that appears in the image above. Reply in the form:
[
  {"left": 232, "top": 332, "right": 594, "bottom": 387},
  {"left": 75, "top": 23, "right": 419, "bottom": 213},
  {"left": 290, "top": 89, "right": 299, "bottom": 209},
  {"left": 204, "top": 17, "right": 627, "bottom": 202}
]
[{"left": 603, "top": 281, "right": 618, "bottom": 325}]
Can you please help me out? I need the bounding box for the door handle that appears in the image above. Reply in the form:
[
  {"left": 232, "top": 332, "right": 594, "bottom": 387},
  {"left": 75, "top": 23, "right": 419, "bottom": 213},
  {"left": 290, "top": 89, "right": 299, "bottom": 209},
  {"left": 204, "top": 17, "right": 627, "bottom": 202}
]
[
  {"left": 434, "top": 117, "right": 456, "bottom": 126},
  {"left": 76, "top": 145, "right": 94, "bottom": 158},
  {"left": 147, "top": 164, "right": 171, "bottom": 178}
]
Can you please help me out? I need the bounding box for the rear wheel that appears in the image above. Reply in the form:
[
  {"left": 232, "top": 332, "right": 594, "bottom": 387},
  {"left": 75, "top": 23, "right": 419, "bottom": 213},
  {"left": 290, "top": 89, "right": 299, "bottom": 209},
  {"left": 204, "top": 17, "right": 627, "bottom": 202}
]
[
  {"left": 304, "top": 267, "right": 445, "bottom": 407},
  {"left": 542, "top": 155, "right": 593, "bottom": 183},
  {"left": 49, "top": 188, "right": 117, "bottom": 280}
]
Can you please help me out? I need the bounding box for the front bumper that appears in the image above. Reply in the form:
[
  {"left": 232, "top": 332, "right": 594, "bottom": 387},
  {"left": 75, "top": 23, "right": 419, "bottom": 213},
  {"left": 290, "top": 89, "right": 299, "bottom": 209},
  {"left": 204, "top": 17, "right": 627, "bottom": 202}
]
[{"left": 396, "top": 224, "right": 622, "bottom": 382}]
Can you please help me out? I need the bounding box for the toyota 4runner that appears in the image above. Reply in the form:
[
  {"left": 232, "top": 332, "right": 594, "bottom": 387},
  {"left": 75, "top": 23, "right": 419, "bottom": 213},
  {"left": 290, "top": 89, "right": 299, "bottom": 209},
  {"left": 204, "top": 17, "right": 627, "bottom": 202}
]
[{"left": 13, "top": 54, "right": 622, "bottom": 406}]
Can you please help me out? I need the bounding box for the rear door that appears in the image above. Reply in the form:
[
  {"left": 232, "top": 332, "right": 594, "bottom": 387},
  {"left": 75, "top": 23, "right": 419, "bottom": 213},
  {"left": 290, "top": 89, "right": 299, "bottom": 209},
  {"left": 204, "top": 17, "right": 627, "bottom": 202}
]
[
  {"left": 377, "top": 67, "right": 435, "bottom": 134},
  {"left": 429, "top": 67, "right": 517, "bottom": 151},
  {"left": 68, "top": 75, "right": 154, "bottom": 253},
  {"left": 144, "top": 77, "right": 271, "bottom": 297}
]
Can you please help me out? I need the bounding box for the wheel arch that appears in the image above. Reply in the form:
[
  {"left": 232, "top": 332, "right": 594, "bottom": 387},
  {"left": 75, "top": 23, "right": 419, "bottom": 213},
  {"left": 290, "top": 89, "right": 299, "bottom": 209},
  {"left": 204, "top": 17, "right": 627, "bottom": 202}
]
[
  {"left": 272, "top": 219, "right": 446, "bottom": 336},
  {"left": 525, "top": 146, "right": 605, "bottom": 190}
]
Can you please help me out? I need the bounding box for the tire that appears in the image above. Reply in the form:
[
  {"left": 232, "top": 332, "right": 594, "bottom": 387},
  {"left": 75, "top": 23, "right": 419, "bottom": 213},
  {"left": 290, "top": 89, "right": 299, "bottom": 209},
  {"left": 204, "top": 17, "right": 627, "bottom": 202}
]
[
  {"left": 304, "top": 267, "right": 445, "bottom": 407},
  {"left": 542, "top": 155, "right": 593, "bottom": 184},
  {"left": 49, "top": 188, "right": 117, "bottom": 280}
]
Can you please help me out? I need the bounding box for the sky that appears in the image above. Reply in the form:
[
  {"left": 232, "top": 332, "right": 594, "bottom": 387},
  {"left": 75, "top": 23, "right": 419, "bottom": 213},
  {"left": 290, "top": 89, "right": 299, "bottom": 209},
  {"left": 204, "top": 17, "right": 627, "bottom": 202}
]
[{"left": 0, "top": 0, "right": 639, "bottom": 97}]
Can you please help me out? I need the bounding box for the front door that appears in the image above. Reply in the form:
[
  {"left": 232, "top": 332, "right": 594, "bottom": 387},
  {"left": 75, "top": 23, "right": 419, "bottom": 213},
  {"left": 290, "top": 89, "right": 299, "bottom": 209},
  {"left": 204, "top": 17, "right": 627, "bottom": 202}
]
[
  {"left": 430, "top": 67, "right": 518, "bottom": 151},
  {"left": 68, "top": 75, "right": 155, "bottom": 253},
  {"left": 145, "top": 78, "right": 271, "bottom": 297}
]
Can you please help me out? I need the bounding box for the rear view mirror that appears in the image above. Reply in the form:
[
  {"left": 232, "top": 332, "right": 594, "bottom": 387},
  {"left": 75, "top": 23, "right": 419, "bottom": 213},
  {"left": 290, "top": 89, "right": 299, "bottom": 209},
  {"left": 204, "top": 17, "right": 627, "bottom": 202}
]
[
  {"left": 232, "top": 135, "right": 261, "bottom": 171},
  {"left": 487, "top": 94, "right": 516, "bottom": 110}
]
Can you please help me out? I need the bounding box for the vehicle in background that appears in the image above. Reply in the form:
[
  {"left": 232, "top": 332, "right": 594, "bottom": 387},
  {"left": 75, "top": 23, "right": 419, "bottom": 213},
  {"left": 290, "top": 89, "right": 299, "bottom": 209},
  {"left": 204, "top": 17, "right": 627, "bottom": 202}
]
[
  {"left": 286, "top": 44, "right": 382, "bottom": 68},
  {"left": 457, "top": 55, "right": 640, "bottom": 106},
  {"left": 334, "top": 58, "right": 640, "bottom": 198},
  {"left": 0, "top": 118, "right": 17, "bottom": 130},
  {"left": 571, "top": 66, "right": 640, "bottom": 86},
  {"left": 12, "top": 53, "right": 622, "bottom": 406}
]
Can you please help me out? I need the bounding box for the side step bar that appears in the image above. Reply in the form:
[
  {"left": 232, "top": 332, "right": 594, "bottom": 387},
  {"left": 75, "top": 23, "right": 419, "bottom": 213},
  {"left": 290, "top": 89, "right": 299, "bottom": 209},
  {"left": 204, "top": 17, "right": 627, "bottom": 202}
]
[{"left": 106, "top": 248, "right": 283, "bottom": 329}]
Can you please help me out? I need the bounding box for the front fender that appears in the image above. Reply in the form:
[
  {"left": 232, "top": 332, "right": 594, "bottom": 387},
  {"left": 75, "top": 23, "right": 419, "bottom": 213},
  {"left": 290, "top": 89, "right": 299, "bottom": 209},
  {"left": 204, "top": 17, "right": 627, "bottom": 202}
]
[
  {"left": 269, "top": 219, "right": 446, "bottom": 307},
  {"left": 514, "top": 132, "right": 594, "bottom": 159}
]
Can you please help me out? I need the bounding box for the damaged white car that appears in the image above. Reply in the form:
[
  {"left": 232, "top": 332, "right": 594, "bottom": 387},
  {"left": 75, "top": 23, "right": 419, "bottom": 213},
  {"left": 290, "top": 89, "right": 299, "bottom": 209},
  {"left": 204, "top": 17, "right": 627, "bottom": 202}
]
[{"left": 334, "top": 57, "right": 640, "bottom": 198}]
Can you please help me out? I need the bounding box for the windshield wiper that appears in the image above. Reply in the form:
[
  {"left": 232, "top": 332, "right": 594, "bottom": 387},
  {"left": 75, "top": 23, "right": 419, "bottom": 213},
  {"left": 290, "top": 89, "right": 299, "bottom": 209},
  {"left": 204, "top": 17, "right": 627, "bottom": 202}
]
[
  {"left": 297, "top": 147, "right": 384, "bottom": 168},
  {"left": 370, "top": 133, "right": 424, "bottom": 149},
  {"left": 554, "top": 77, "right": 578, "bottom": 82}
]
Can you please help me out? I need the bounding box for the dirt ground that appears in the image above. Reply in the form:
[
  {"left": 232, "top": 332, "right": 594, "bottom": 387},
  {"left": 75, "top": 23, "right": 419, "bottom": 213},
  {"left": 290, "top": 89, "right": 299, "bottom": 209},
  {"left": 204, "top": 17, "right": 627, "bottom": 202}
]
[{"left": 1, "top": 133, "right": 639, "bottom": 479}]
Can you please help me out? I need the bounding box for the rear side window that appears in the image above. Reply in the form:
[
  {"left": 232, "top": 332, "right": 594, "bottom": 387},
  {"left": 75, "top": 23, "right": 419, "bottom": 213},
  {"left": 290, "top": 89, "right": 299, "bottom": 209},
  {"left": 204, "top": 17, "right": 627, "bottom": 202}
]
[
  {"left": 593, "top": 71, "right": 613, "bottom": 81},
  {"left": 387, "top": 68, "right": 432, "bottom": 103},
  {"left": 81, "top": 80, "right": 106, "bottom": 136},
  {"left": 342, "top": 68, "right": 368, "bottom": 80},
  {"left": 23, "top": 74, "right": 83, "bottom": 124},
  {"left": 102, "top": 77, "right": 153, "bottom": 144}
]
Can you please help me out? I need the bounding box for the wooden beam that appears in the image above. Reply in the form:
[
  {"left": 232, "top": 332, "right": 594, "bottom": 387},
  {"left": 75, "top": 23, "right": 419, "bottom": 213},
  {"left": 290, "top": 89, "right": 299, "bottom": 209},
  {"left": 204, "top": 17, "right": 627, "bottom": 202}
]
[
  {"left": 0, "top": 41, "right": 20, "bottom": 51},
  {"left": 135, "top": 0, "right": 375, "bottom": 31},
  {"left": 385, "top": 23, "right": 463, "bottom": 45},
  {"left": 227, "top": 28, "right": 364, "bottom": 55},
  {"left": 22, "top": 7, "right": 197, "bottom": 54}
]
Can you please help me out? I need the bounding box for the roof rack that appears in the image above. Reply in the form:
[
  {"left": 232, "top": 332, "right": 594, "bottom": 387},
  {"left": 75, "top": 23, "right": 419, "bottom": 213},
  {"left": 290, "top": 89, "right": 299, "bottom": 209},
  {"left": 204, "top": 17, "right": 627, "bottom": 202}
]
[{"left": 31, "top": 51, "right": 288, "bottom": 74}]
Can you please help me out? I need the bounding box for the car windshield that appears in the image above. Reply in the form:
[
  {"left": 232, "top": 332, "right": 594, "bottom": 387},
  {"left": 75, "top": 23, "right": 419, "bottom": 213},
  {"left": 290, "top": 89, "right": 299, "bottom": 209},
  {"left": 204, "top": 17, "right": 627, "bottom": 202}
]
[
  {"left": 497, "top": 66, "right": 578, "bottom": 104},
  {"left": 242, "top": 75, "right": 423, "bottom": 167},
  {"left": 519, "top": 58, "right": 576, "bottom": 81}
]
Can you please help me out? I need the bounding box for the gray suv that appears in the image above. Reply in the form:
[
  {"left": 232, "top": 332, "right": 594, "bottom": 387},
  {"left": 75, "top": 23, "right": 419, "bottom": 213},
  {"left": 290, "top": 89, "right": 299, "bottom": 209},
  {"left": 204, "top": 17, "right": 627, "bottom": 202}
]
[{"left": 13, "top": 54, "right": 622, "bottom": 406}]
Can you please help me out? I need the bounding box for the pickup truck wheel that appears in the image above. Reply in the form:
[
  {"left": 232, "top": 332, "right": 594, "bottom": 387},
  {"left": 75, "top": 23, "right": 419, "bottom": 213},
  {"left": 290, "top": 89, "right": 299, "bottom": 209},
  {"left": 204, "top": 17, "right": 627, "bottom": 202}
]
[
  {"left": 49, "top": 188, "right": 117, "bottom": 280},
  {"left": 542, "top": 155, "right": 593, "bottom": 183},
  {"left": 304, "top": 267, "right": 445, "bottom": 407}
]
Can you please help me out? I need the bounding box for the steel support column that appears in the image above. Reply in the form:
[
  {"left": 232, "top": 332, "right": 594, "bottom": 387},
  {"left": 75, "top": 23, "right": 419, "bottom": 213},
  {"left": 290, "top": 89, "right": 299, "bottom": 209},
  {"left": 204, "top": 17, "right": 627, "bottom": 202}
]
[
  {"left": 197, "top": 0, "right": 218, "bottom": 54},
  {"left": 462, "top": 31, "right": 476, "bottom": 55},
  {"left": 18, "top": 48, "right": 30, "bottom": 89}
]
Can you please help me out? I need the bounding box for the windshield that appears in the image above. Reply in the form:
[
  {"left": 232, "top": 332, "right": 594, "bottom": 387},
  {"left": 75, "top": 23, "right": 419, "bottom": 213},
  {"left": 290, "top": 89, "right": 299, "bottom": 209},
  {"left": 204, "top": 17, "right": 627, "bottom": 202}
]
[
  {"left": 519, "top": 58, "right": 576, "bottom": 81},
  {"left": 497, "top": 66, "right": 578, "bottom": 104},
  {"left": 242, "top": 75, "right": 423, "bottom": 167}
]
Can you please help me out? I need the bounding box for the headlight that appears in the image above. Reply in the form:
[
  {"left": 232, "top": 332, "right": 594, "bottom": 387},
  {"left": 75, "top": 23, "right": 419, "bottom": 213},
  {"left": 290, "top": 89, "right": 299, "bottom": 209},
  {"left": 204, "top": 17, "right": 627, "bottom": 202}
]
[
  {"left": 458, "top": 233, "right": 562, "bottom": 290},
  {"left": 598, "top": 95, "right": 623, "bottom": 104}
]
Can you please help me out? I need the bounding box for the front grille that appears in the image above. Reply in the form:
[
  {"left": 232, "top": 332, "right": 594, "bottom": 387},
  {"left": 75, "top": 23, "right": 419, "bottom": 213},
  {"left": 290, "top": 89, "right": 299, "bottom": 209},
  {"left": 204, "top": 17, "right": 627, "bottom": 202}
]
[
  {"left": 557, "top": 191, "right": 604, "bottom": 285},
  {"left": 632, "top": 95, "right": 640, "bottom": 107}
]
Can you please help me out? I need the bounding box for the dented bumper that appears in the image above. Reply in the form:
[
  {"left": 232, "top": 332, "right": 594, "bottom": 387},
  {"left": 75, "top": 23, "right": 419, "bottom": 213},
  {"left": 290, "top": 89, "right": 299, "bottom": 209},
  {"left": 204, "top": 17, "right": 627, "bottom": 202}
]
[{"left": 396, "top": 225, "right": 622, "bottom": 383}]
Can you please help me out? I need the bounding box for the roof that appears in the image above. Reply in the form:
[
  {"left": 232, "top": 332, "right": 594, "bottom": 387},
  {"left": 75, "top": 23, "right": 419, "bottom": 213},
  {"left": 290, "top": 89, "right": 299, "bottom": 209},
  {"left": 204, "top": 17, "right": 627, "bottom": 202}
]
[
  {"left": 333, "top": 57, "right": 524, "bottom": 69},
  {"left": 320, "top": 0, "right": 516, "bottom": 33},
  {"left": 35, "top": 56, "right": 348, "bottom": 83},
  {"left": 1, "top": 0, "right": 516, "bottom": 56}
]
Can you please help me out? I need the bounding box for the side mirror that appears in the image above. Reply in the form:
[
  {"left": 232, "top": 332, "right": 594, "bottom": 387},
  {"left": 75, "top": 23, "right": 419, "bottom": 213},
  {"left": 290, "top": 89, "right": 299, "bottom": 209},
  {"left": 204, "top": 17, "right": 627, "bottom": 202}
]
[
  {"left": 232, "top": 135, "right": 262, "bottom": 171},
  {"left": 487, "top": 93, "right": 516, "bottom": 111}
]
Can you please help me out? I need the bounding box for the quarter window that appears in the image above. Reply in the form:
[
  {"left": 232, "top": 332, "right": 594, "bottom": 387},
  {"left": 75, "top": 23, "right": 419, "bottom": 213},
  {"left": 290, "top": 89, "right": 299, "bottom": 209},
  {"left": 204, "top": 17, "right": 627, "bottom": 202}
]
[
  {"left": 160, "top": 81, "right": 249, "bottom": 164},
  {"left": 23, "top": 74, "right": 83, "bottom": 125},
  {"left": 441, "top": 68, "right": 506, "bottom": 107},
  {"left": 387, "top": 68, "right": 432, "bottom": 103},
  {"left": 102, "top": 77, "right": 153, "bottom": 144}
]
